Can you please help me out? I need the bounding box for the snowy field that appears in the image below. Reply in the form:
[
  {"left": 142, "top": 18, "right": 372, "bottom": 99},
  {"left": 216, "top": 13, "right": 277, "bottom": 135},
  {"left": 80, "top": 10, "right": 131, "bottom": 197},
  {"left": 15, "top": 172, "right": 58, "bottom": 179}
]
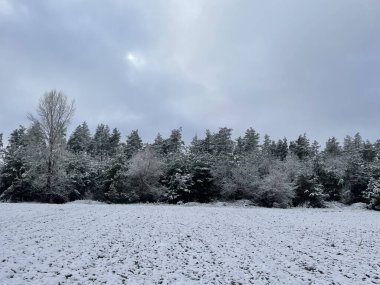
[{"left": 0, "top": 203, "right": 379, "bottom": 285}]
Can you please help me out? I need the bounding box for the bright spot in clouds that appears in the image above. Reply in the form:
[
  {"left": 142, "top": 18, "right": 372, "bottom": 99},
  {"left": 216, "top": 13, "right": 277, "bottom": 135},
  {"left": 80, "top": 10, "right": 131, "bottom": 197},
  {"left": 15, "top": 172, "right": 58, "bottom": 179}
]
[
  {"left": 125, "top": 51, "right": 145, "bottom": 69},
  {"left": 0, "top": 0, "right": 13, "bottom": 15}
]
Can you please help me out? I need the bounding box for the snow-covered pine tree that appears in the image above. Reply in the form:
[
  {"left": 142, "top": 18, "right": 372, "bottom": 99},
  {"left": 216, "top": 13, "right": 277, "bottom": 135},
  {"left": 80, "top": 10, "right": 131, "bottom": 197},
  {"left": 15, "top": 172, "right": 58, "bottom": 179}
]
[
  {"left": 202, "top": 129, "right": 214, "bottom": 154},
  {"left": 162, "top": 134, "right": 192, "bottom": 203},
  {"left": 125, "top": 129, "right": 143, "bottom": 159},
  {"left": 67, "top": 122, "right": 92, "bottom": 154},
  {"left": 234, "top": 136, "right": 244, "bottom": 156},
  {"left": 213, "top": 127, "right": 234, "bottom": 155},
  {"left": 310, "top": 140, "right": 321, "bottom": 157},
  {"left": 0, "top": 124, "right": 46, "bottom": 202},
  {"left": 365, "top": 178, "right": 380, "bottom": 210},
  {"left": 242, "top": 127, "right": 260, "bottom": 153},
  {"left": 103, "top": 149, "right": 131, "bottom": 203},
  {"left": 92, "top": 124, "right": 111, "bottom": 162},
  {"left": 342, "top": 133, "right": 370, "bottom": 203},
  {"left": 187, "top": 152, "right": 216, "bottom": 202},
  {"left": 261, "top": 134, "right": 276, "bottom": 157},
  {"left": 294, "top": 172, "right": 327, "bottom": 208},
  {"left": 289, "top": 134, "right": 311, "bottom": 160},
  {"left": 0, "top": 126, "right": 28, "bottom": 201},
  {"left": 152, "top": 133, "right": 165, "bottom": 155},
  {"left": 362, "top": 140, "right": 376, "bottom": 163},
  {"left": 325, "top": 137, "right": 341, "bottom": 156},
  {"left": 109, "top": 128, "right": 121, "bottom": 157},
  {"left": 275, "top": 138, "right": 288, "bottom": 161},
  {"left": 166, "top": 127, "right": 184, "bottom": 154},
  {"left": 189, "top": 135, "right": 202, "bottom": 155}
]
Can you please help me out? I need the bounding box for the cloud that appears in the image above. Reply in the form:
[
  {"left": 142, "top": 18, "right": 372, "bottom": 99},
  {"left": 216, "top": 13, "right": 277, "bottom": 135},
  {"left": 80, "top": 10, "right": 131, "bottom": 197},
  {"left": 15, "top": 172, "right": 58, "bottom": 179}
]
[
  {"left": 125, "top": 51, "right": 146, "bottom": 69},
  {"left": 0, "top": 0, "right": 379, "bottom": 144},
  {"left": 0, "top": 0, "right": 13, "bottom": 15}
]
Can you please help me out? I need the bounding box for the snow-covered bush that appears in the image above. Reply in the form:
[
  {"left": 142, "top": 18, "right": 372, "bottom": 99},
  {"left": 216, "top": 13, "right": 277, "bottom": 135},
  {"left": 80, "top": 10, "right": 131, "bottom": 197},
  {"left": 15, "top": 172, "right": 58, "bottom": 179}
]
[
  {"left": 188, "top": 156, "right": 216, "bottom": 203},
  {"left": 213, "top": 152, "right": 261, "bottom": 201},
  {"left": 126, "top": 147, "right": 165, "bottom": 202},
  {"left": 257, "top": 166, "right": 295, "bottom": 208},
  {"left": 315, "top": 156, "right": 346, "bottom": 201},
  {"left": 364, "top": 178, "right": 380, "bottom": 210},
  {"left": 165, "top": 172, "right": 193, "bottom": 203},
  {"left": 294, "top": 174, "right": 327, "bottom": 208}
]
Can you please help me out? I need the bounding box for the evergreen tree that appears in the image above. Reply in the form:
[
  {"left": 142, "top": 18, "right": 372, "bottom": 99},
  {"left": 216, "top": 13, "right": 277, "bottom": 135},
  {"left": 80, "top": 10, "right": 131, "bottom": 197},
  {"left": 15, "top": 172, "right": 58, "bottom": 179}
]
[
  {"left": 362, "top": 140, "right": 376, "bottom": 162},
  {"left": 92, "top": 124, "right": 111, "bottom": 161},
  {"left": 294, "top": 172, "right": 327, "bottom": 208},
  {"left": 343, "top": 135, "right": 354, "bottom": 152},
  {"left": 289, "top": 134, "right": 311, "bottom": 160},
  {"left": 189, "top": 135, "right": 202, "bottom": 155},
  {"left": 125, "top": 130, "right": 143, "bottom": 159},
  {"left": 202, "top": 129, "right": 214, "bottom": 154},
  {"left": 324, "top": 137, "right": 341, "bottom": 156},
  {"left": 0, "top": 125, "right": 46, "bottom": 201},
  {"left": 315, "top": 156, "right": 345, "bottom": 201},
  {"left": 373, "top": 140, "right": 380, "bottom": 160},
  {"left": 342, "top": 133, "right": 370, "bottom": 203},
  {"left": 109, "top": 128, "right": 121, "bottom": 156},
  {"left": 242, "top": 127, "right": 260, "bottom": 153},
  {"left": 166, "top": 128, "right": 184, "bottom": 154},
  {"left": 234, "top": 136, "right": 244, "bottom": 156},
  {"left": 67, "top": 122, "right": 92, "bottom": 154},
  {"left": 0, "top": 126, "right": 28, "bottom": 200},
  {"left": 353, "top": 133, "right": 363, "bottom": 151},
  {"left": 103, "top": 150, "right": 131, "bottom": 203},
  {"left": 310, "top": 140, "right": 320, "bottom": 157},
  {"left": 65, "top": 152, "right": 96, "bottom": 200},
  {"left": 364, "top": 178, "right": 380, "bottom": 210},
  {"left": 188, "top": 152, "right": 216, "bottom": 202},
  {"left": 213, "top": 127, "right": 234, "bottom": 155},
  {"left": 275, "top": 138, "right": 288, "bottom": 161},
  {"left": 163, "top": 152, "right": 192, "bottom": 203},
  {"left": 165, "top": 172, "right": 193, "bottom": 202},
  {"left": 152, "top": 133, "right": 165, "bottom": 155},
  {"left": 261, "top": 134, "right": 276, "bottom": 157}
]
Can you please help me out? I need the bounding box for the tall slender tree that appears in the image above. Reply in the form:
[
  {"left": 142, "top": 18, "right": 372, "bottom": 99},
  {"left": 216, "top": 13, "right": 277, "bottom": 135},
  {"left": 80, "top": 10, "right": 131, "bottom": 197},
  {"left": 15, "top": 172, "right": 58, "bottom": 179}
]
[
  {"left": 28, "top": 90, "right": 75, "bottom": 195},
  {"left": 92, "top": 124, "right": 111, "bottom": 161},
  {"left": 109, "top": 128, "right": 121, "bottom": 156},
  {"left": 125, "top": 130, "right": 143, "bottom": 159}
]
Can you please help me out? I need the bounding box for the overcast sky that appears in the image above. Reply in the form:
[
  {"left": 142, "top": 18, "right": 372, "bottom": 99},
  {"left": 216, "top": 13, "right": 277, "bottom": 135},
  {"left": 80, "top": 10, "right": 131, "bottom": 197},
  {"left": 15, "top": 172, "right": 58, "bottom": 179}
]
[{"left": 0, "top": 0, "right": 379, "bottom": 144}]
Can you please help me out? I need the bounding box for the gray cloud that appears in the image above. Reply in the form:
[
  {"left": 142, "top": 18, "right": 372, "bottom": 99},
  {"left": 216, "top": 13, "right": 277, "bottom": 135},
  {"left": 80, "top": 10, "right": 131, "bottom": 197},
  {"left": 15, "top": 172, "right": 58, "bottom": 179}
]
[{"left": 1, "top": 0, "right": 379, "bottom": 145}]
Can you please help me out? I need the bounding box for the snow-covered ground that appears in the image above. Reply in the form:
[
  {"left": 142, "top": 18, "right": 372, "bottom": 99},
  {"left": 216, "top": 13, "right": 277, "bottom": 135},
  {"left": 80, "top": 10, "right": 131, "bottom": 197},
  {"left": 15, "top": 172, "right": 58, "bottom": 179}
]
[{"left": 0, "top": 203, "right": 379, "bottom": 285}]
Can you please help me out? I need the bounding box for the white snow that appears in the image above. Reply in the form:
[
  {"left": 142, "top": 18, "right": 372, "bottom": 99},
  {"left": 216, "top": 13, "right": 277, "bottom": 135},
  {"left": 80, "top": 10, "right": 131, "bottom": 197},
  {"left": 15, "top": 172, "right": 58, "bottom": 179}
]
[{"left": 0, "top": 203, "right": 379, "bottom": 285}]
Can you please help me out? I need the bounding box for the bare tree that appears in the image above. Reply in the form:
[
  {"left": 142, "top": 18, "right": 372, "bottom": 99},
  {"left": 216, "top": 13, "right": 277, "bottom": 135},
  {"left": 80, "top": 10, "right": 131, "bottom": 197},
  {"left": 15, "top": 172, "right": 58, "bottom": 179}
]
[
  {"left": 28, "top": 90, "right": 75, "bottom": 194},
  {"left": 127, "top": 147, "right": 164, "bottom": 201}
]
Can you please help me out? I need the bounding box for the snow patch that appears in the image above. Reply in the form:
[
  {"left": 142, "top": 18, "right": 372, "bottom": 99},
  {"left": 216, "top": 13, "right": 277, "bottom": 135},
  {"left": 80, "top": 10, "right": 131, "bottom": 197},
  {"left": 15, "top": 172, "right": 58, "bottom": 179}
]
[{"left": 0, "top": 203, "right": 379, "bottom": 284}]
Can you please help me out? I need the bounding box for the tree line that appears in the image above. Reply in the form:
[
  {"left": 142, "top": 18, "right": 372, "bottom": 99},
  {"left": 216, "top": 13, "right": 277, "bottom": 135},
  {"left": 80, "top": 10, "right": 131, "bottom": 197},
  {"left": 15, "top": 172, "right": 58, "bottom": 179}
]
[{"left": 0, "top": 91, "right": 379, "bottom": 210}]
